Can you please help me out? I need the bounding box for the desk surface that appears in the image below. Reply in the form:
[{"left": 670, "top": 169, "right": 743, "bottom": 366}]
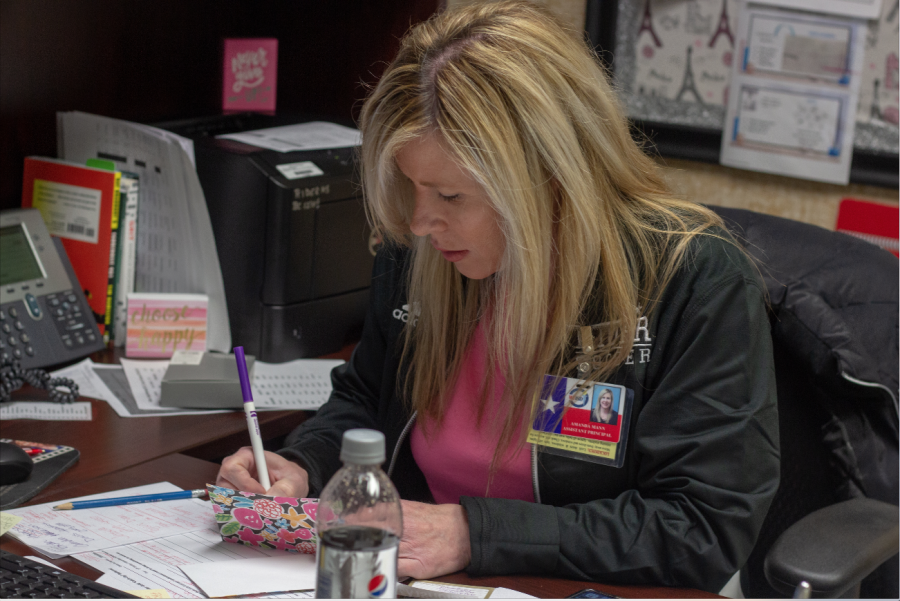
[
  {"left": 0, "top": 396, "right": 307, "bottom": 500},
  {"left": 0, "top": 455, "right": 719, "bottom": 599}
]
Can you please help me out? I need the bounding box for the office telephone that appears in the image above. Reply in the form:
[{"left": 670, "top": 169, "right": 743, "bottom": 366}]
[{"left": 0, "top": 208, "right": 105, "bottom": 370}]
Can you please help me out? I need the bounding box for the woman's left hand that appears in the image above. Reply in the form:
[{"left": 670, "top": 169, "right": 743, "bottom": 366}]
[{"left": 398, "top": 500, "right": 471, "bottom": 579}]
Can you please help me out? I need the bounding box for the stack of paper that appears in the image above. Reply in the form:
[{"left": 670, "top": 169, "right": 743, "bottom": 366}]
[
  {"left": 56, "top": 111, "right": 231, "bottom": 353},
  {"left": 5, "top": 482, "right": 317, "bottom": 598},
  {"left": 50, "top": 357, "right": 343, "bottom": 418},
  {"left": 4, "top": 483, "right": 211, "bottom": 558}
]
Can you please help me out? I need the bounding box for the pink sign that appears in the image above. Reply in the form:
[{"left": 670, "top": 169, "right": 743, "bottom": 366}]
[
  {"left": 223, "top": 38, "right": 278, "bottom": 114},
  {"left": 125, "top": 293, "right": 208, "bottom": 358}
]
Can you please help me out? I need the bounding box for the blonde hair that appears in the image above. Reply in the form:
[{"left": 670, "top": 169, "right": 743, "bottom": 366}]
[
  {"left": 359, "top": 0, "right": 723, "bottom": 474},
  {"left": 592, "top": 388, "right": 615, "bottom": 423}
]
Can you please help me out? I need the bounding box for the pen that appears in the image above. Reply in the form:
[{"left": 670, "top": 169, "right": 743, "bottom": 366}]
[
  {"left": 53, "top": 489, "right": 207, "bottom": 510},
  {"left": 235, "top": 346, "right": 271, "bottom": 490}
]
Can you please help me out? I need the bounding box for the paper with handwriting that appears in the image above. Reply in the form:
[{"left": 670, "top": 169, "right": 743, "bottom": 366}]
[
  {"left": 77, "top": 524, "right": 278, "bottom": 598},
  {"left": 5, "top": 482, "right": 210, "bottom": 557}
]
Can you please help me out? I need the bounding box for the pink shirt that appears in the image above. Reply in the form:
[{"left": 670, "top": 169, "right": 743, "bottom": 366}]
[{"left": 410, "top": 321, "right": 535, "bottom": 504}]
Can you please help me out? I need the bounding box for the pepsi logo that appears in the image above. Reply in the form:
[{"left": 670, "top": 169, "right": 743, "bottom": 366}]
[{"left": 368, "top": 574, "right": 387, "bottom": 597}]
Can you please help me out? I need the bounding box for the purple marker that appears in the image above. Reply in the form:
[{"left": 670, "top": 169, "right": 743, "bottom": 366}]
[{"left": 235, "top": 346, "right": 270, "bottom": 490}]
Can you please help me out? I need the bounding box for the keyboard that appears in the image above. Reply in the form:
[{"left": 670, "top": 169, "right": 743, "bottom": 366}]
[{"left": 0, "top": 550, "right": 139, "bottom": 599}]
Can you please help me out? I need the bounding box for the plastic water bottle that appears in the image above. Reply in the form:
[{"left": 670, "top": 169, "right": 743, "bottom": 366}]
[{"left": 315, "top": 429, "right": 403, "bottom": 598}]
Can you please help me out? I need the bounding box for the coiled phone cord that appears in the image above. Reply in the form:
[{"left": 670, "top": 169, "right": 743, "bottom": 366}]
[{"left": 0, "top": 359, "right": 80, "bottom": 404}]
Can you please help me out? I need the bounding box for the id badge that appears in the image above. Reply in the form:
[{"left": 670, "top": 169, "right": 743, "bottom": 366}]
[{"left": 527, "top": 375, "right": 634, "bottom": 468}]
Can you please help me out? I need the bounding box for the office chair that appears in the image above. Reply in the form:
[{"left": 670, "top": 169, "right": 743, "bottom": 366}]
[{"left": 709, "top": 206, "right": 899, "bottom": 599}]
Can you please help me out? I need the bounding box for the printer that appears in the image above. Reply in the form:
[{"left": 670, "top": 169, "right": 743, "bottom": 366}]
[{"left": 165, "top": 115, "right": 376, "bottom": 362}]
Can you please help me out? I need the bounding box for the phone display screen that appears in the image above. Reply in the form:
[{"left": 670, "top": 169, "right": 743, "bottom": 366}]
[{"left": 0, "top": 224, "right": 45, "bottom": 286}]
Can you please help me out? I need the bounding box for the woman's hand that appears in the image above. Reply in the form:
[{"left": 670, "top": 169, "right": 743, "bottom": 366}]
[
  {"left": 216, "top": 447, "right": 310, "bottom": 497},
  {"left": 398, "top": 500, "right": 471, "bottom": 580}
]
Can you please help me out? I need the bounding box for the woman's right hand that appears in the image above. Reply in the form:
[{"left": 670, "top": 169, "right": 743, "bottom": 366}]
[{"left": 216, "top": 447, "right": 310, "bottom": 498}]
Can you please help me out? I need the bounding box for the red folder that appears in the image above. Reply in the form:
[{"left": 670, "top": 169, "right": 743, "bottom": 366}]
[
  {"left": 836, "top": 198, "right": 899, "bottom": 258},
  {"left": 21, "top": 157, "right": 121, "bottom": 338}
]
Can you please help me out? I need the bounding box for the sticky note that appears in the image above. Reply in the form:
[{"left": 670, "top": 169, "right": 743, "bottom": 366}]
[
  {"left": 124, "top": 590, "right": 172, "bottom": 599},
  {"left": 0, "top": 512, "right": 22, "bottom": 536}
]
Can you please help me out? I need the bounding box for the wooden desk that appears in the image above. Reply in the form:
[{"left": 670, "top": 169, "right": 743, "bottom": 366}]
[
  {"left": 0, "top": 396, "right": 307, "bottom": 497},
  {"left": 0, "top": 455, "right": 719, "bottom": 599},
  {"left": 0, "top": 342, "right": 357, "bottom": 494}
]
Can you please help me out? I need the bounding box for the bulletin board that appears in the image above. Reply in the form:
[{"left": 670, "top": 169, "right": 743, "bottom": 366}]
[{"left": 586, "top": 0, "right": 898, "bottom": 187}]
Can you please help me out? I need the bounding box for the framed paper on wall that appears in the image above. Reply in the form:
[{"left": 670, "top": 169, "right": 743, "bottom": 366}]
[{"left": 585, "top": 0, "right": 898, "bottom": 187}]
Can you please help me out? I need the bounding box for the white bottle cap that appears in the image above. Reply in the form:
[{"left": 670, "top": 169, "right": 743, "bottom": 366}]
[{"left": 340, "top": 429, "right": 386, "bottom": 465}]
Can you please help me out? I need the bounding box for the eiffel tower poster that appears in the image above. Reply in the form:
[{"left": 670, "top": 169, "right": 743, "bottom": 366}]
[
  {"left": 676, "top": 46, "right": 705, "bottom": 104},
  {"left": 633, "top": 1, "right": 736, "bottom": 108},
  {"left": 708, "top": 0, "right": 734, "bottom": 48}
]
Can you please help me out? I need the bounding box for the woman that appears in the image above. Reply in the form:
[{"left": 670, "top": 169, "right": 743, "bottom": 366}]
[
  {"left": 591, "top": 388, "right": 617, "bottom": 425},
  {"left": 217, "top": 1, "right": 779, "bottom": 591}
]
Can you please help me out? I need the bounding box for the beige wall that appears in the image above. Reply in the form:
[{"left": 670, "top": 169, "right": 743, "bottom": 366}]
[
  {"left": 444, "top": 0, "right": 899, "bottom": 229},
  {"left": 658, "top": 158, "right": 898, "bottom": 230}
]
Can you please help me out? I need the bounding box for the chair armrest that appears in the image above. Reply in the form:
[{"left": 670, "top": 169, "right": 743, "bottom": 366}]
[{"left": 764, "top": 498, "right": 899, "bottom": 597}]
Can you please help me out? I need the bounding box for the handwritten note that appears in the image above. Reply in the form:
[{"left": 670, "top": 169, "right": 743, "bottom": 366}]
[
  {"left": 77, "top": 525, "right": 282, "bottom": 598},
  {"left": 5, "top": 482, "right": 211, "bottom": 557}
]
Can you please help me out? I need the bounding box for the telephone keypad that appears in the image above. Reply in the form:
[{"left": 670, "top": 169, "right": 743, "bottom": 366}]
[{"left": 48, "top": 291, "right": 97, "bottom": 350}]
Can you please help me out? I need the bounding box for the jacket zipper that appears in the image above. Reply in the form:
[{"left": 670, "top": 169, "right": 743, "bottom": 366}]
[
  {"left": 841, "top": 372, "right": 900, "bottom": 422},
  {"left": 388, "top": 411, "right": 417, "bottom": 478},
  {"left": 531, "top": 442, "right": 541, "bottom": 504}
]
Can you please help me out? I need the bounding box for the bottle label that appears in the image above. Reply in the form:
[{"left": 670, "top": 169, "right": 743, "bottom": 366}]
[{"left": 315, "top": 527, "right": 398, "bottom": 599}]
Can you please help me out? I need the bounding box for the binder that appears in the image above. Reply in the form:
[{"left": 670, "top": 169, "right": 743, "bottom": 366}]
[{"left": 21, "top": 157, "right": 121, "bottom": 342}]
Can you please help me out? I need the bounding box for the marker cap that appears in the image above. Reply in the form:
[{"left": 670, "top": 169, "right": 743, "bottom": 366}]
[{"left": 234, "top": 346, "right": 253, "bottom": 403}]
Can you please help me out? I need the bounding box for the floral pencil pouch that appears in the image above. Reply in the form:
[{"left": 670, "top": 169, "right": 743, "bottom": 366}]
[{"left": 206, "top": 484, "right": 318, "bottom": 554}]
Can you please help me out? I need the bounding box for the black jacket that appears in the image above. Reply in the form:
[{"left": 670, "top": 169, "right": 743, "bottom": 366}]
[{"left": 280, "top": 231, "right": 779, "bottom": 592}]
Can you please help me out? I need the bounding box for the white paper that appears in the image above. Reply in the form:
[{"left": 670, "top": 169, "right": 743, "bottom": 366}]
[
  {"left": 251, "top": 359, "right": 343, "bottom": 410},
  {"left": 720, "top": 4, "right": 867, "bottom": 184},
  {"left": 0, "top": 401, "right": 92, "bottom": 421},
  {"left": 24, "top": 555, "right": 66, "bottom": 571},
  {"left": 218, "top": 121, "right": 361, "bottom": 153},
  {"left": 5, "top": 482, "right": 211, "bottom": 557},
  {"left": 78, "top": 525, "right": 282, "bottom": 598},
  {"left": 406, "top": 581, "right": 536, "bottom": 599},
  {"left": 56, "top": 111, "right": 231, "bottom": 353},
  {"left": 169, "top": 350, "right": 204, "bottom": 365},
  {"left": 761, "top": 0, "right": 883, "bottom": 19},
  {"left": 85, "top": 363, "right": 134, "bottom": 417},
  {"left": 120, "top": 358, "right": 170, "bottom": 411},
  {"left": 90, "top": 362, "right": 230, "bottom": 418},
  {"left": 180, "top": 553, "right": 316, "bottom": 598},
  {"left": 275, "top": 161, "right": 325, "bottom": 180},
  {"left": 110, "top": 356, "right": 341, "bottom": 412},
  {"left": 50, "top": 358, "right": 111, "bottom": 403}
]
